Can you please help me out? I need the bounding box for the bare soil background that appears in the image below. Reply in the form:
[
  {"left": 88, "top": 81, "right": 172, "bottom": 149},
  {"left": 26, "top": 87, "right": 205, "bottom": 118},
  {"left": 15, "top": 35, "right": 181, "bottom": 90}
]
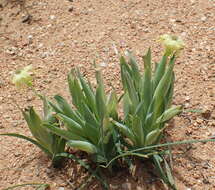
[{"left": 0, "top": 0, "right": 215, "bottom": 189}]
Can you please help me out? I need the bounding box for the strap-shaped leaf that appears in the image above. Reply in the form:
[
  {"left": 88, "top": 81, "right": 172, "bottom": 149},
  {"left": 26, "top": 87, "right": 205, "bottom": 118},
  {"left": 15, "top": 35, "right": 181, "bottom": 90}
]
[
  {"left": 57, "top": 113, "right": 84, "bottom": 136},
  {"left": 23, "top": 107, "right": 53, "bottom": 150},
  {"left": 51, "top": 134, "right": 66, "bottom": 155},
  {"left": 144, "top": 112, "right": 153, "bottom": 131},
  {"left": 165, "top": 72, "right": 175, "bottom": 109},
  {"left": 106, "top": 90, "right": 118, "bottom": 120},
  {"left": 134, "top": 100, "right": 146, "bottom": 119},
  {"left": 67, "top": 140, "right": 98, "bottom": 154},
  {"left": 153, "top": 155, "right": 177, "bottom": 190},
  {"left": 131, "top": 116, "right": 144, "bottom": 146},
  {"left": 68, "top": 72, "right": 86, "bottom": 111},
  {"left": 40, "top": 95, "right": 53, "bottom": 121},
  {"left": 95, "top": 68, "right": 106, "bottom": 102},
  {"left": 153, "top": 155, "right": 169, "bottom": 184},
  {"left": 80, "top": 102, "right": 100, "bottom": 128},
  {"left": 78, "top": 72, "right": 97, "bottom": 115},
  {"left": 96, "top": 85, "right": 107, "bottom": 121},
  {"left": 120, "top": 56, "right": 132, "bottom": 89},
  {"left": 145, "top": 129, "right": 161, "bottom": 146},
  {"left": 164, "top": 158, "right": 176, "bottom": 188},
  {"left": 142, "top": 49, "right": 152, "bottom": 112},
  {"left": 112, "top": 120, "right": 136, "bottom": 145},
  {"left": 124, "top": 71, "right": 139, "bottom": 107},
  {"left": 48, "top": 101, "right": 62, "bottom": 114},
  {"left": 153, "top": 55, "right": 167, "bottom": 91},
  {"left": 123, "top": 92, "right": 132, "bottom": 120},
  {"left": 152, "top": 56, "right": 175, "bottom": 111},
  {"left": 149, "top": 56, "right": 176, "bottom": 124},
  {"left": 156, "top": 105, "right": 182, "bottom": 124},
  {"left": 54, "top": 95, "right": 85, "bottom": 126},
  {"left": 44, "top": 123, "right": 86, "bottom": 141},
  {"left": 127, "top": 52, "right": 141, "bottom": 90},
  {"left": 83, "top": 123, "right": 100, "bottom": 145},
  {"left": 67, "top": 72, "right": 77, "bottom": 105}
]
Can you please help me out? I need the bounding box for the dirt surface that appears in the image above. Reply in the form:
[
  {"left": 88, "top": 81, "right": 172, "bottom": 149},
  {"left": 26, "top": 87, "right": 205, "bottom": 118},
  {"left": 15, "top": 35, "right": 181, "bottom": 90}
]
[{"left": 0, "top": 0, "right": 215, "bottom": 189}]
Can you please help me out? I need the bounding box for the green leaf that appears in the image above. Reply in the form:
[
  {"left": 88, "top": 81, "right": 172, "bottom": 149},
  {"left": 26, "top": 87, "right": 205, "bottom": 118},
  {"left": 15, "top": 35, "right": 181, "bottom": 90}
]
[
  {"left": 153, "top": 155, "right": 177, "bottom": 190},
  {"left": 106, "top": 90, "right": 118, "bottom": 119},
  {"left": 112, "top": 120, "right": 136, "bottom": 145},
  {"left": 78, "top": 73, "right": 97, "bottom": 115},
  {"left": 165, "top": 72, "right": 175, "bottom": 109},
  {"left": 44, "top": 123, "right": 86, "bottom": 141},
  {"left": 83, "top": 123, "right": 99, "bottom": 145},
  {"left": 183, "top": 109, "right": 203, "bottom": 113},
  {"left": 124, "top": 71, "right": 139, "bottom": 107},
  {"left": 153, "top": 155, "right": 168, "bottom": 183},
  {"left": 156, "top": 105, "right": 182, "bottom": 124},
  {"left": 142, "top": 48, "right": 152, "bottom": 112},
  {"left": 96, "top": 85, "right": 107, "bottom": 121},
  {"left": 68, "top": 72, "right": 86, "bottom": 111},
  {"left": 132, "top": 116, "right": 144, "bottom": 146},
  {"left": 145, "top": 129, "right": 161, "bottom": 146},
  {"left": 51, "top": 134, "right": 66, "bottom": 158},
  {"left": 164, "top": 158, "right": 176, "bottom": 188},
  {"left": 23, "top": 107, "right": 53, "bottom": 150},
  {"left": 40, "top": 95, "right": 53, "bottom": 121},
  {"left": 120, "top": 56, "right": 132, "bottom": 88},
  {"left": 144, "top": 112, "right": 153, "bottom": 131},
  {"left": 95, "top": 68, "right": 106, "bottom": 102},
  {"left": 153, "top": 55, "right": 167, "bottom": 91},
  {"left": 134, "top": 100, "right": 146, "bottom": 120},
  {"left": 123, "top": 92, "right": 132, "bottom": 120},
  {"left": 127, "top": 51, "right": 141, "bottom": 89},
  {"left": 54, "top": 95, "right": 85, "bottom": 126},
  {"left": 67, "top": 140, "right": 98, "bottom": 154},
  {"left": 57, "top": 113, "right": 84, "bottom": 136},
  {"left": 152, "top": 56, "right": 175, "bottom": 112},
  {"left": 80, "top": 102, "right": 100, "bottom": 128}
]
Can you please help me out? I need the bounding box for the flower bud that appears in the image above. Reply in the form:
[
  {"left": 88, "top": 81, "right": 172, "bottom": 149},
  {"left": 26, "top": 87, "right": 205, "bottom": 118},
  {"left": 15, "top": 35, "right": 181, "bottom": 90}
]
[{"left": 12, "top": 65, "right": 33, "bottom": 88}]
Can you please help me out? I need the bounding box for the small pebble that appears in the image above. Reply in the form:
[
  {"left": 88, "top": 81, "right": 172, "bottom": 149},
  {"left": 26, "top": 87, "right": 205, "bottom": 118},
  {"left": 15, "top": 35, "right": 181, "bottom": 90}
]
[
  {"left": 201, "top": 16, "right": 207, "bottom": 22},
  {"left": 27, "top": 35, "right": 33, "bottom": 39},
  {"left": 50, "top": 15, "right": 56, "bottom": 20},
  {"left": 99, "top": 62, "right": 107, "bottom": 67},
  {"left": 68, "top": 6, "right": 74, "bottom": 12}
]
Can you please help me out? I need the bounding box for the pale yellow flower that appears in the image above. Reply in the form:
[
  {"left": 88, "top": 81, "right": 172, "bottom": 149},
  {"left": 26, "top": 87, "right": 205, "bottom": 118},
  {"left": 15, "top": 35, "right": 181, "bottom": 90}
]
[
  {"left": 159, "top": 34, "right": 185, "bottom": 56},
  {"left": 12, "top": 65, "right": 33, "bottom": 88}
]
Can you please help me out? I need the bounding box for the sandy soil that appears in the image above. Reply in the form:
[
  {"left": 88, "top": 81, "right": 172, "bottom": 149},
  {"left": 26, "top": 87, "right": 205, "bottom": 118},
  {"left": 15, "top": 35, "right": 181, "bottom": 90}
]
[{"left": 0, "top": 0, "right": 215, "bottom": 189}]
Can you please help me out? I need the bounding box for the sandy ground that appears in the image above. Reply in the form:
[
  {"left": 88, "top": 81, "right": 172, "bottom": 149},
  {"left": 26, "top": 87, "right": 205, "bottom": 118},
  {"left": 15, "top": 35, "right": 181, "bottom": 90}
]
[{"left": 0, "top": 0, "right": 215, "bottom": 189}]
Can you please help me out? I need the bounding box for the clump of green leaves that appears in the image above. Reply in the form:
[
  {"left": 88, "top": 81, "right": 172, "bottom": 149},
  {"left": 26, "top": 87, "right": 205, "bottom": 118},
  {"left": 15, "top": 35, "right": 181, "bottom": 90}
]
[
  {"left": 1, "top": 96, "right": 66, "bottom": 167},
  {"left": 113, "top": 49, "right": 182, "bottom": 149},
  {"left": 46, "top": 68, "right": 120, "bottom": 165},
  {"left": 109, "top": 49, "right": 182, "bottom": 189},
  {"left": 2, "top": 35, "right": 193, "bottom": 190}
]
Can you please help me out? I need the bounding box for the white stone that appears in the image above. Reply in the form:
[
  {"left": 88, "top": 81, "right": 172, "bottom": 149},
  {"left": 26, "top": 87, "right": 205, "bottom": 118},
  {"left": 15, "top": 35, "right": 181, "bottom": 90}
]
[{"left": 50, "top": 15, "right": 56, "bottom": 20}]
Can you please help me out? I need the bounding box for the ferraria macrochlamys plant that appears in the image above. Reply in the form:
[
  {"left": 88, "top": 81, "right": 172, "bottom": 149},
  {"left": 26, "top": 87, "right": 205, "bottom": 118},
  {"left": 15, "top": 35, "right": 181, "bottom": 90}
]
[
  {"left": 112, "top": 49, "right": 182, "bottom": 149},
  {"left": 0, "top": 96, "right": 66, "bottom": 167},
  {"left": 46, "top": 68, "right": 120, "bottom": 165}
]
